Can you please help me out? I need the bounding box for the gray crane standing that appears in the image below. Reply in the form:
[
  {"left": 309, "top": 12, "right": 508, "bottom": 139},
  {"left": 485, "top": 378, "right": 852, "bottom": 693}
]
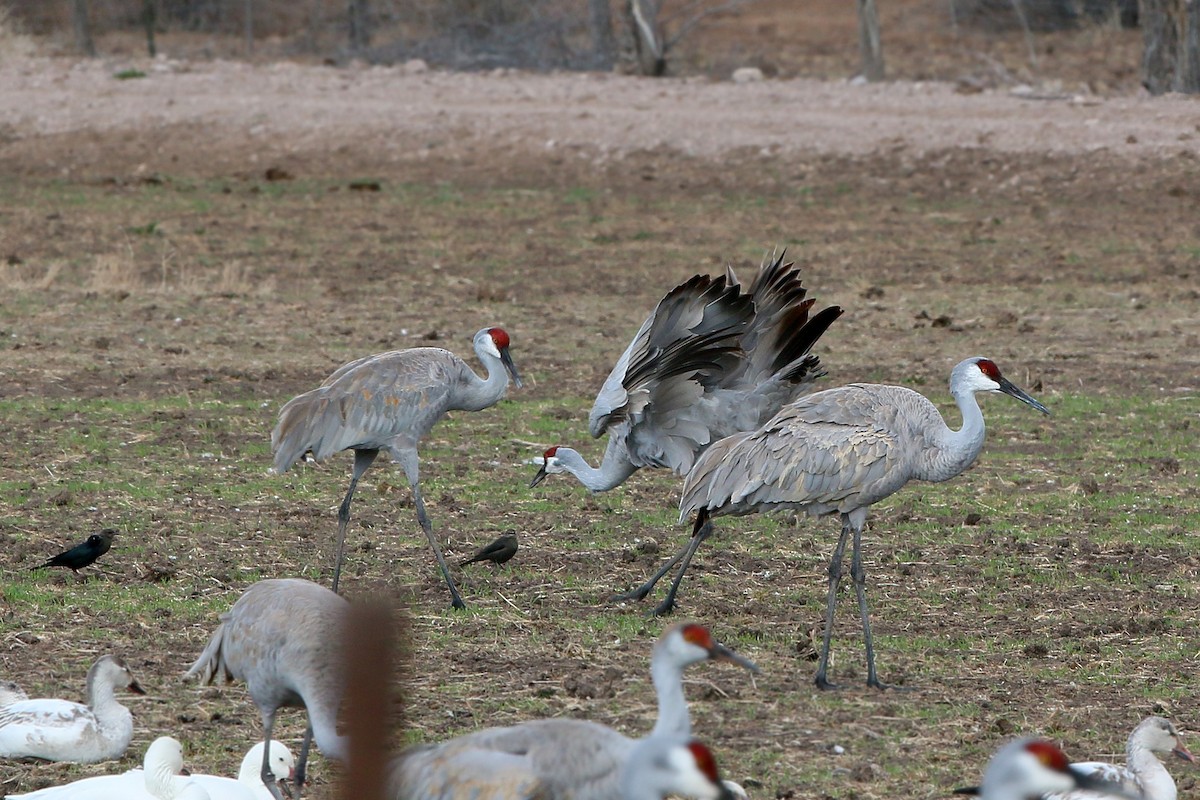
[
  {"left": 621, "top": 356, "right": 1049, "bottom": 689},
  {"left": 272, "top": 327, "right": 522, "bottom": 605},
  {"left": 530, "top": 251, "right": 843, "bottom": 492},
  {"left": 185, "top": 578, "right": 350, "bottom": 800}
]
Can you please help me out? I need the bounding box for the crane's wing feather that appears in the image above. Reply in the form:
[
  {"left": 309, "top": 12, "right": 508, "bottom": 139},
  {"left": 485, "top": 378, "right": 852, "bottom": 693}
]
[
  {"left": 390, "top": 720, "right": 631, "bottom": 800},
  {"left": 680, "top": 385, "right": 920, "bottom": 517},
  {"left": 588, "top": 274, "right": 752, "bottom": 439},
  {"left": 730, "top": 251, "right": 843, "bottom": 389}
]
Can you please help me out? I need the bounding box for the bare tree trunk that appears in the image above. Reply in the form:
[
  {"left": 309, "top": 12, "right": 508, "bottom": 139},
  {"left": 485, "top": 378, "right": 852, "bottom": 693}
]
[
  {"left": 1182, "top": 0, "right": 1200, "bottom": 90},
  {"left": 244, "top": 0, "right": 253, "bottom": 56},
  {"left": 627, "top": 0, "right": 665, "bottom": 75},
  {"left": 1142, "top": 0, "right": 1183, "bottom": 93},
  {"left": 70, "top": 0, "right": 97, "bottom": 57},
  {"left": 348, "top": 0, "right": 371, "bottom": 54},
  {"left": 142, "top": 0, "right": 157, "bottom": 57},
  {"left": 588, "top": 0, "right": 617, "bottom": 70},
  {"left": 857, "top": 0, "right": 884, "bottom": 80}
]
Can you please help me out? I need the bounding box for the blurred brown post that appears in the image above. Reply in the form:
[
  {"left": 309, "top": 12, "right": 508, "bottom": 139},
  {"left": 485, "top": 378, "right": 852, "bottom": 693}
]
[{"left": 340, "top": 598, "right": 403, "bottom": 800}]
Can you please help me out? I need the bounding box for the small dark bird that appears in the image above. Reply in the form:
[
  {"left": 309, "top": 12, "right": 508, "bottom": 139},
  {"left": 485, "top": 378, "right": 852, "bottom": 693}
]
[
  {"left": 31, "top": 528, "right": 116, "bottom": 573},
  {"left": 459, "top": 533, "right": 518, "bottom": 567}
]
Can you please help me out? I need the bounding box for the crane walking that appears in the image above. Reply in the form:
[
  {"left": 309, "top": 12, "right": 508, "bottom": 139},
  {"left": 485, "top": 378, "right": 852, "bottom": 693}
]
[
  {"left": 622, "top": 356, "right": 1049, "bottom": 689},
  {"left": 531, "top": 251, "right": 842, "bottom": 492},
  {"left": 272, "top": 327, "right": 522, "bottom": 604}
]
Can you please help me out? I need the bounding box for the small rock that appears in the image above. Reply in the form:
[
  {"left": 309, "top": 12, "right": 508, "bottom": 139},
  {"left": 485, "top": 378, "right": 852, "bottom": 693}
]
[{"left": 731, "top": 67, "right": 764, "bottom": 84}]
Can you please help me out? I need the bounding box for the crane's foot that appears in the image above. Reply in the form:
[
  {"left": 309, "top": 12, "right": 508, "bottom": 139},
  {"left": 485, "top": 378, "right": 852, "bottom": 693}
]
[
  {"left": 611, "top": 585, "right": 653, "bottom": 603},
  {"left": 450, "top": 596, "right": 467, "bottom": 610},
  {"left": 646, "top": 597, "right": 677, "bottom": 618},
  {"left": 866, "top": 677, "right": 912, "bottom": 692},
  {"left": 813, "top": 674, "right": 843, "bottom": 691}
]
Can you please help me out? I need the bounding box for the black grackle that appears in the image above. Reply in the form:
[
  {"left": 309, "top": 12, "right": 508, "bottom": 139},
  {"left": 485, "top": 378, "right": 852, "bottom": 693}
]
[
  {"left": 31, "top": 528, "right": 116, "bottom": 573},
  {"left": 459, "top": 532, "right": 518, "bottom": 567}
]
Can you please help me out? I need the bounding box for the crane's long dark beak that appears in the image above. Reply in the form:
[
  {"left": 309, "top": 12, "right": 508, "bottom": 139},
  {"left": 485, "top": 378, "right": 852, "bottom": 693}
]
[
  {"left": 998, "top": 377, "right": 1050, "bottom": 416},
  {"left": 501, "top": 348, "right": 523, "bottom": 389},
  {"left": 710, "top": 642, "right": 760, "bottom": 674},
  {"left": 530, "top": 462, "right": 549, "bottom": 488},
  {"left": 1172, "top": 742, "right": 1195, "bottom": 763},
  {"left": 128, "top": 679, "right": 147, "bottom": 695}
]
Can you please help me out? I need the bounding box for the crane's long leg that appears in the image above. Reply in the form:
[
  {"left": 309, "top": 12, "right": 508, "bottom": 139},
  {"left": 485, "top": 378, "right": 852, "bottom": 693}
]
[
  {"left": 850, "top": 522, "right": 901, "bottom": 690},
  {"left": 650, "top": 512, "right": 713, "bottom": 617},
  {"left": 397, "top": 449, "right": 466, "bottom": 610},
  {"left": 814, "top": 514, "right": 852, "bottom": 690},
  {"left": 611, "top": 545, "right": 688, "bottom": 603},
  {"left": 260, "top": 711, "right": 289, "bottom": 800},
  {"left": 332, "top": 448, "right": 379, "bottom": 595},
  {"left": 292, "top": 724, "right": 315, "bottom": 798}
]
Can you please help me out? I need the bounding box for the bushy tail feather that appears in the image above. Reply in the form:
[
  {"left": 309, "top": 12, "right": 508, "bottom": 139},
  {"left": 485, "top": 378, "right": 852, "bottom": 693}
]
[
  {"left": 184, "top": 621, "right": 232, "bottom": 685},
  {"left": 271, "top": 388, "right": 344, "bottom": 474}
]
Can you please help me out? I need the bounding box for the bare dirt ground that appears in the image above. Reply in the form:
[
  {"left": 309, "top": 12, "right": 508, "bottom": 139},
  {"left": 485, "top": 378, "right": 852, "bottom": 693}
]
[{"left": 1, "top": 5, "right": 1200, "bottom": 800}]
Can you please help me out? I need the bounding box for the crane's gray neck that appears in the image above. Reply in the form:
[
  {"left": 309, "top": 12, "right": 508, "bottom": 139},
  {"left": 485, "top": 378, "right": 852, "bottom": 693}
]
[
  {"left": 1127, "top": 743, "right": 1175, "bottom": 800},
  {"left": 455, "top": 351, "right": 512, "bottom": 412},
  {"left": 649, "top": 651, "right": 689, "bottom": 739},
  {"left": 557, "top": 438, "right": 639, "bottom": 492},
  {"left": 918, "top": 388, "right": 987, "bottom": 482}
]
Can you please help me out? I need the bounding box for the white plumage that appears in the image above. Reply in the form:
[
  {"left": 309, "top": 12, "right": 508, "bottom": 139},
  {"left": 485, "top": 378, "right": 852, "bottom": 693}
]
[
  {"left": 11, "top": 736, "right": 210, "bottom": 799},
  {"left": 0, "top": 655, "right": 145, "bottom": 763},
  {"left": 1045, "top": 717, "right": 1194, "bottom": 800}
]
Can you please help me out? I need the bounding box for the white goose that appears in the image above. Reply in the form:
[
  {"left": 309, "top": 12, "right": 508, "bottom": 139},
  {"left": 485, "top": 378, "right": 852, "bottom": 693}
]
[
  {"left": 12, "top": 736, "right": 210, "bottom": 799},
  {"left": 188, "top": 740, "right": 297, "bottom": 800},
  {"left": 0, "top": 679, "right": 29, "bottom": 706},
  {"left": 0, "top": 655, "right": 145, "bottom": 763},
  {"left": 1046, "top": 717, "right": 1195, "bottom": 800}
]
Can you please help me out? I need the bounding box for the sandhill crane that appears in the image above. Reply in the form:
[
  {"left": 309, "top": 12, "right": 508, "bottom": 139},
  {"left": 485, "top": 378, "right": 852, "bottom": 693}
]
[
  {"left": 272, "top": 326, "right": 522, "bottom": 604},
  {"left": 0, "top": 654, "right": 145, "bottom": 762},
  {"left": 622, "top": 356, "right": 1049, "bottom": 689},
  {"left": 390, "top": 622, "right": 755, "bottom": 800},
  {"left": 959, "top": 738, "right": 1141, "bottom": 800},
  {"left": 392, "top": 732, "right": 733, "bottom": 800},
  {"left": 185, "top": 578, "right": 350, "bottom": 800},
  {"left": 1045, "top": 717, "right": 1195, "bottom": 800},
  {"left": 530, "top": 252, "right": 842, "bottom": 492}
]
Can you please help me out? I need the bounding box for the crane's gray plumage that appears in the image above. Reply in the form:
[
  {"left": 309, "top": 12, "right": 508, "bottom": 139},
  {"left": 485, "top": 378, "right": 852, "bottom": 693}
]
[
  {"left": 185, "top": 579, "right": 350, "bottom": 800},
  {"left": 390, "top": 725, "right": 733, "bottom": 800},
  {"left": 531, "top": 252, "right": 843, "bottom": 492},
  {"left": 627, "top": 356, "right": 1049, "bottom": 688},
  {"left": 389, "top": 623, "right": 753, "bottom": 800},
  {"left": 272, "top": 326, "right": 522, "bottom": 604}
]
